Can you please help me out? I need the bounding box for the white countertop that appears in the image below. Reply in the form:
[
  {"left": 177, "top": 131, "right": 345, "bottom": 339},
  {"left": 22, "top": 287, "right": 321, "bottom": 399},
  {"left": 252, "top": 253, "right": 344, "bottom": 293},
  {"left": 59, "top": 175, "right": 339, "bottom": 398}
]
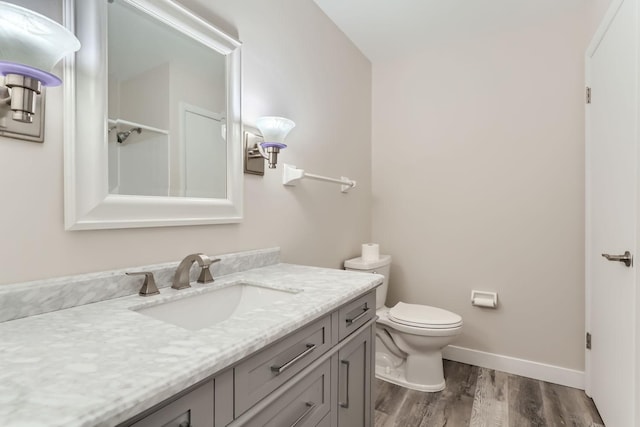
[{"left": 0, "top": 263, "right": 382, "bottom": 427}]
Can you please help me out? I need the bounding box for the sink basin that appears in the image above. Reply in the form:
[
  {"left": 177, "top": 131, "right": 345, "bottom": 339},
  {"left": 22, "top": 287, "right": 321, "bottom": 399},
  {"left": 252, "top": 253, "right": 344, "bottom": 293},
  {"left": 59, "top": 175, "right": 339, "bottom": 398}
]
[{"left": 134, "top": 283, "right": 299, "bottom": 330}]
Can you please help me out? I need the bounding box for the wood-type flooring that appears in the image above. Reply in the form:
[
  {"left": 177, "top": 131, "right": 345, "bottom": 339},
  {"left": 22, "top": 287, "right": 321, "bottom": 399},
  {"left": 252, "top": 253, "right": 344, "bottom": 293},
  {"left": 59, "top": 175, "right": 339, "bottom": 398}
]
[{"left": 374, "top": 360, "right": 604, "bottom": 427}]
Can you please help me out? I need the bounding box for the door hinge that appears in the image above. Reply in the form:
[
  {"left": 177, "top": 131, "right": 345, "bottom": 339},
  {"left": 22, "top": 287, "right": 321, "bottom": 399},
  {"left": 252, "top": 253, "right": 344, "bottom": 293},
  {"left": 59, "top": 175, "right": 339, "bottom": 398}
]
[
  {"left": 586, "top": 87, "right": 592, "bottom": 104},
  {"left": 586, "top": 332, "right": 592, "bottom": 350}
]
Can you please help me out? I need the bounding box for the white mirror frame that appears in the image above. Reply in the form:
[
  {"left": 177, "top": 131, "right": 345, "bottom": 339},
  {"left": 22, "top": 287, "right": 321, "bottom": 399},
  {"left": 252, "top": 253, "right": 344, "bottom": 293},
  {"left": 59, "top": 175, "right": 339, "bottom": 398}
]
[{"left": 63, "top": 0, "right": 242, "bottom": 230}]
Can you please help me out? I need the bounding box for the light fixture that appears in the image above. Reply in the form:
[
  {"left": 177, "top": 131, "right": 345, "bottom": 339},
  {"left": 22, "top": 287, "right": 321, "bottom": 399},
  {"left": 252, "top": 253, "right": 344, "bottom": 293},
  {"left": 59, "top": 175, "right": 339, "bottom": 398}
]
[
  {"left": 245, "top": 116, "right": 295, "bottom": 173},
  {"left": 0, "top": 1, "right": 80, "bottom": 137}
]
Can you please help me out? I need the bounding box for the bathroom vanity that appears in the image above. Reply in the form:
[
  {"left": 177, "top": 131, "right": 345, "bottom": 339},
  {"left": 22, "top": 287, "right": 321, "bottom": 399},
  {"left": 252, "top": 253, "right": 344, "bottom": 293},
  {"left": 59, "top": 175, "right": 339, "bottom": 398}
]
[
  {"left": 0, "top": 248, "right": 381, "bottom": 427},
  {"left": 127, "top": 290, "right": 375, "bottom": 427}
]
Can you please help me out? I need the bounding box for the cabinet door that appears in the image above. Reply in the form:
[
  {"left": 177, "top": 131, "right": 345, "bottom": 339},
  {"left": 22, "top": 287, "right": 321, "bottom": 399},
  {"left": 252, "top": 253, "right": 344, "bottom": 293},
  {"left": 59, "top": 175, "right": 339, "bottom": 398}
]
[
  {"left": 337, "top": 325, "right": 372, "bottom": 427},
  {"left": 130, "top": 380, "right": 214, "bottom": 427}
]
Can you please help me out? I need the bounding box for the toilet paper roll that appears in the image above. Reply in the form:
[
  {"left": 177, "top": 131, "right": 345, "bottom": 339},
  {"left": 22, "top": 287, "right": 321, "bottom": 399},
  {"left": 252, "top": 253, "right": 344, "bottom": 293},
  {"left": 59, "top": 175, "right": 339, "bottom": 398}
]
[
  {"left": 472, "top": 297, "right": 497, "bottom": 308},
  {"left": 361, "top": 243, "right": 380, "bottom": 261}
]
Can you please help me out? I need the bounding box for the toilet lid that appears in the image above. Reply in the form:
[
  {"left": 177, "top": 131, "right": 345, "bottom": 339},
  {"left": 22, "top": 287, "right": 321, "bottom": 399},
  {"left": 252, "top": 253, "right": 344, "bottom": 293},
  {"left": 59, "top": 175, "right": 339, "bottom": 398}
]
[{"left": 388, "top": 302, "right": 462, "bottom": 329}]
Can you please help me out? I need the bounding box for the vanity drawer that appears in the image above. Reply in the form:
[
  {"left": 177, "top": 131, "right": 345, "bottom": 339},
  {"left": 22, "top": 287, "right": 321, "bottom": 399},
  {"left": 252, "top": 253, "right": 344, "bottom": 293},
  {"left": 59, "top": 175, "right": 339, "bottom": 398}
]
[
  {"left": 238, "top": 359, "right": 331, "bottom": 427},
  {"left": 338, "top": 291, "right": 376, "bottom": 341},
  {"left": 128, "top": 380, "right": 214, "bottom": 427},
  {"left": 234, "top": 315, "right": 332, "bottom": 416}
]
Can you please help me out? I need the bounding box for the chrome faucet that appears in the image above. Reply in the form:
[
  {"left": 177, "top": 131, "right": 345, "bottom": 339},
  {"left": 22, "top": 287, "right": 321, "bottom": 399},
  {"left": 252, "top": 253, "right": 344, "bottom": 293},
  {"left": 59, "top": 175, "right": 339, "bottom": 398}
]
[{"left": 172, "top": 253, "right": 220, "bottom": 290}]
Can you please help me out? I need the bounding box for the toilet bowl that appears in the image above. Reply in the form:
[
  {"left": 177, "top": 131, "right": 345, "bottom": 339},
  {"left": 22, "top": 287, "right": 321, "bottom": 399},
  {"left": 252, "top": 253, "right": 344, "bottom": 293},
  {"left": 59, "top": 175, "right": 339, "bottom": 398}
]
[
  {"left": 376, "top": 304, "right": 462, "bottom": 391},
  {"left": 344, "top": 255, "right": 462, "bottom": 392}
]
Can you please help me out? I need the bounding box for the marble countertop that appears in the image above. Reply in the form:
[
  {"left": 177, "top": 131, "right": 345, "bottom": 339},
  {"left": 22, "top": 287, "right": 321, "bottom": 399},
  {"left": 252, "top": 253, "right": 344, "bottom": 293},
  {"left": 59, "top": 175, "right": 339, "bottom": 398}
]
[{"left": 0, "top": 263, "right": 382, "bottom": 427}]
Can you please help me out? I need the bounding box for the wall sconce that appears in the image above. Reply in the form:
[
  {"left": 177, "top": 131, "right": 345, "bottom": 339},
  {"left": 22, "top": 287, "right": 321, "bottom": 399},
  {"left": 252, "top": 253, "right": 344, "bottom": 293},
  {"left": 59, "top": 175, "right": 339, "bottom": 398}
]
[
  {"left": 245, "top": 116, "right": 295, "bottom": 175},
  {"left": 0, "top": 1, "right": 80, "bottom": 141}
]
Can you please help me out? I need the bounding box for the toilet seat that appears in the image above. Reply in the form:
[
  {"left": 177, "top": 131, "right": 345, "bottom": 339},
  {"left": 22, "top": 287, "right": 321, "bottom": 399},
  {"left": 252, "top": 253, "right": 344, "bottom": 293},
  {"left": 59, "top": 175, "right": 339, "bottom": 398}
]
[{"left": 388, "top": 302, "right": 463, "bottom": 329}]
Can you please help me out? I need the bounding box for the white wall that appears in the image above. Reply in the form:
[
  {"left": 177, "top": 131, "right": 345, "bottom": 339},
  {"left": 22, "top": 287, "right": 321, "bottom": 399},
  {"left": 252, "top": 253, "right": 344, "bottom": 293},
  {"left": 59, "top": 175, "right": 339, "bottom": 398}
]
[
  {"left": 372, "top": 4, "right": 608, "bottom": 371},
  {"left": 0, "top": 0, "right": 372, "bottom": 285}
]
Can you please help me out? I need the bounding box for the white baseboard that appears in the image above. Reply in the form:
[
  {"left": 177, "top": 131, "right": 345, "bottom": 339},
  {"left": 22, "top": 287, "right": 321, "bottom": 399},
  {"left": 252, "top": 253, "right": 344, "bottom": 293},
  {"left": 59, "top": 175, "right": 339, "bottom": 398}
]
[{"left": 442, "top": 345, "right": 585, "bottom": 390}]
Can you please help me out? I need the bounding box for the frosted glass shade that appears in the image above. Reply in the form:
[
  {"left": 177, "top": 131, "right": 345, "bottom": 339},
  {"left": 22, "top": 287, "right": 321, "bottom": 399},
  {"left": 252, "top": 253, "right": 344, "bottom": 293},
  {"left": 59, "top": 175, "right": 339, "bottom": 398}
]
[
  {"left": 256, "top": 116, "right": 295, "bottom": 145},
  {"left": 0, "top": 1, "right": 80, "bottom": 86}
]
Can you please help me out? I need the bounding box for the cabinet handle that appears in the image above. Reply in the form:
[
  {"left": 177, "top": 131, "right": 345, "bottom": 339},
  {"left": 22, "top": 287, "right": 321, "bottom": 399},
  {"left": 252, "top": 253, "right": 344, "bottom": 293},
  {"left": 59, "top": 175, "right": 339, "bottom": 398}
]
[
  {"left": 290, "top": 402, "right": 316, "bottom": 427},
  {"left": 270, "top": 343, "right": 317, "bottom": 375},
  {"left": 178, "top": 422, "right": 190, "bottom": 427},
  {"left": 346, "top": 306, "right": 369, "bottom": 325},
  {"left": 339, "top": 360, "right": 350, "bottom": 408}
]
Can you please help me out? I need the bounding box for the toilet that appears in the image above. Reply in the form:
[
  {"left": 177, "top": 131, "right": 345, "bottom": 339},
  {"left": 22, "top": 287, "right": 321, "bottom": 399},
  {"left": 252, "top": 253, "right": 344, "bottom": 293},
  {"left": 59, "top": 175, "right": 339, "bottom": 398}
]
[{"left": 344, "top": 255, "right": 462, "bottom": 392}]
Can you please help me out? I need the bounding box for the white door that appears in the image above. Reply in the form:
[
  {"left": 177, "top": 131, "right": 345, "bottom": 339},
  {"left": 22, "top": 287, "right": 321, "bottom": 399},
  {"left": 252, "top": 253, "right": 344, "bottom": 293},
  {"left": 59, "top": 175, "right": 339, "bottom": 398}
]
[{"left": 586, "top": 0, "right": 637, "bottom": 425}]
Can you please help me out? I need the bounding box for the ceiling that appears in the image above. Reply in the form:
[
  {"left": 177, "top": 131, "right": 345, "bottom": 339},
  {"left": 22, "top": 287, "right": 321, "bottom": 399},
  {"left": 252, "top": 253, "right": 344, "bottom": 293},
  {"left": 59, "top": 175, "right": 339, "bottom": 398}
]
[{"left": 312, "top": 0, "right": 587, "bottom": 62}]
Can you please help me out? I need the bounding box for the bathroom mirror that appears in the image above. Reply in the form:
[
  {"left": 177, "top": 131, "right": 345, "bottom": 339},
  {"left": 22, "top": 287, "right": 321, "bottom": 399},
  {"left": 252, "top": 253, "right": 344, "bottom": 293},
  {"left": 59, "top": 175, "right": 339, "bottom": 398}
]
[{"left": 63, "top": 0, "right": 242, "bottom": 230}]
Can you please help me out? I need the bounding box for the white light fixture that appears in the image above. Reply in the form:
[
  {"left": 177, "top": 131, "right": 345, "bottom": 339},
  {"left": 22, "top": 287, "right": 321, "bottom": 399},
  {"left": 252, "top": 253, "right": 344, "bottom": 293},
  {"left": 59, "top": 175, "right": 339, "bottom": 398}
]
[
  {"left": 254, "top": 116, "right": 295, "bottom": 169},
  {"left": 0, "top": 1, "right": 80, "bottom": 129}
]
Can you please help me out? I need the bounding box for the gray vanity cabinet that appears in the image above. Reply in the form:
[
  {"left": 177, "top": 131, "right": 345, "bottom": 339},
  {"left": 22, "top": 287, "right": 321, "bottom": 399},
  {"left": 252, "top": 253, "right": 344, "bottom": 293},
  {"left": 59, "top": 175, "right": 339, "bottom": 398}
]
[
  {"left": 129, "top": 380, "right": 214, "bottom": 427},
  {"left": 120, "top": 289, "right": 376, "bottom": 427},
  {"left": 336, "top": 325, "right": 372, "bottom": 427},
  {"left": 121, "top": 370, "right": 233, "bottom": 427},
  {"left": 235, "top": 359, "right": 331, "bottom": 426},
  {"left": 234, "top": 315, "right": 332, "bottom": 416},
  {"left": 337, "top": 291, "right": 375, "bottom": 341}
]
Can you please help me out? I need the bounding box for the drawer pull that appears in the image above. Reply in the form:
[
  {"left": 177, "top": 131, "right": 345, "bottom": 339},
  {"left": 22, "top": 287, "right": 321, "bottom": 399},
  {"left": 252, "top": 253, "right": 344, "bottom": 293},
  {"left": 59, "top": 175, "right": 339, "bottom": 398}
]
[
  {"left": 178, "top": 422, "right": 190, "bottom": 427},
  {"left": 290, "top": 402, "right": 316, "bottom": 427},
  {"left": 339, "top": 360, "right": 350, "bottom": 408},
  {"left": 346, "top": 306, "right": 369, "bottom": 325},
  {"left": 271, "top": 343, "right": 317, "bottom": 375}
]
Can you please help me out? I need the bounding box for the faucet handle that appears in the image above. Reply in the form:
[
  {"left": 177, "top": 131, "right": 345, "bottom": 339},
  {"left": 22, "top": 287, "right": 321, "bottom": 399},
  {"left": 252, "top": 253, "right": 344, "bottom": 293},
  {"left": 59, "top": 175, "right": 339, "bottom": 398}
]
[
  {"left": 197, "top": 257, "right": 220, "bottom": 283},
  {"left": 126, "top": 272, "right": 160, "bottom": 296}
]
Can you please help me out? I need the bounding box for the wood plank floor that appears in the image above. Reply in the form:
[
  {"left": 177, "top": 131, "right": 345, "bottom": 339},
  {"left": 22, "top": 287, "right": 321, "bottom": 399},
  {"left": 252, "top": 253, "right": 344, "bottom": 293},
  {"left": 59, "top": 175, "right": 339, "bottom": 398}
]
[{"left": 374, "top": 361, "right": 605, "bottom": 427}]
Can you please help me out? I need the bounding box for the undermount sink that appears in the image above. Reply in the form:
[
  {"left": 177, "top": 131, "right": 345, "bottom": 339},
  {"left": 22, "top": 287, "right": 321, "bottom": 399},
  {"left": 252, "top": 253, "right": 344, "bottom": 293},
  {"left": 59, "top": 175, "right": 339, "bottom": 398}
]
[{"left": 134, "top": 283, "right": 299, "bottom": 331}]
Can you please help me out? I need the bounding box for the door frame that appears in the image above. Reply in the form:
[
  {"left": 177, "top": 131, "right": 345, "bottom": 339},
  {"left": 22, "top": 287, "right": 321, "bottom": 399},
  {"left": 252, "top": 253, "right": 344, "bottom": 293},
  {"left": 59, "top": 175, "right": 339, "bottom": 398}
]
[{"left": 584, "top": 0, "right": 638, "bottom": 422}]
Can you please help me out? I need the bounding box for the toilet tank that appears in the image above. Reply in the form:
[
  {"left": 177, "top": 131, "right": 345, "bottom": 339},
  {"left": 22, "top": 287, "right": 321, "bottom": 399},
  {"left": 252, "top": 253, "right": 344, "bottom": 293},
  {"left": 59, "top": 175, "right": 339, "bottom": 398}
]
[{"left": 344, "top": 255, "right": 391, "bottom": 309}]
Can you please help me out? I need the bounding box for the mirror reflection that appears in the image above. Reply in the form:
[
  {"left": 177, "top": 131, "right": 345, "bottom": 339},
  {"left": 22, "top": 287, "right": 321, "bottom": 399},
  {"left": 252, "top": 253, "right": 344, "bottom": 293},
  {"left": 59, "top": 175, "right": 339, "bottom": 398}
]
[{"left": 107, "top": 0, "right": 227, "bottom": 198}]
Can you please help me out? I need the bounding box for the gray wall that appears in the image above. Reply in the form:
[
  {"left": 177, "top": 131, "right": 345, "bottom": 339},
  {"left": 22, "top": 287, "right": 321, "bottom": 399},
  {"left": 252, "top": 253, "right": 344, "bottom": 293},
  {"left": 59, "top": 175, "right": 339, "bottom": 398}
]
[
  {"left": 0, "top": 0, "right": 372, "bottom": 285},
  {"left": 371, "top": 2, "right": 610, "bottom": 371}
]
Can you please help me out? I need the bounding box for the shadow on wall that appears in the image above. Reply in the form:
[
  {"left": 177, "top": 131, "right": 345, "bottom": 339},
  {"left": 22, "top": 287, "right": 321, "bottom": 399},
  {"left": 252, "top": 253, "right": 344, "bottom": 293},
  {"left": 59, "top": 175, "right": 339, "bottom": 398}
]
[{"left": 385, "top": 264, "right": 407, "bottom": 307}]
